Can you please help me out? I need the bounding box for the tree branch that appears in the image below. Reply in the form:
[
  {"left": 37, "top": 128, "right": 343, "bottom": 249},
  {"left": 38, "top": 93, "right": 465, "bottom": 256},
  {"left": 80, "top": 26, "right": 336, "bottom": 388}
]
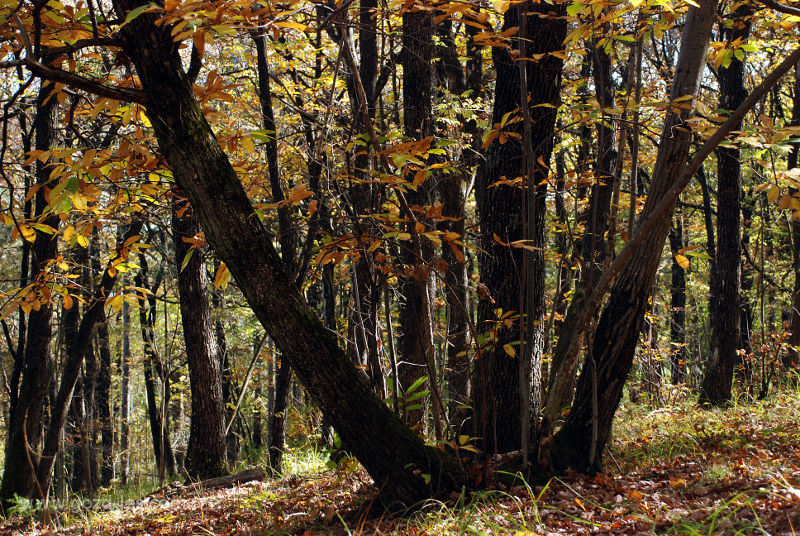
[
  {"left": 24, "top": 59, "right": 149, "bottom": 105},
  {"left": 41, "top": 37, "right": 122, "bottom": 57},
  {"left": 754, "top": 0, "right": 800, "bottom": 16}
]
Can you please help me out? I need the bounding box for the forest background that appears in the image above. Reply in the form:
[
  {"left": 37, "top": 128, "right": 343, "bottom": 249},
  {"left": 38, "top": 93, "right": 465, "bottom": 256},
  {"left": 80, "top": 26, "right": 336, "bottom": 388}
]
[{"left": 0, "top": 0, "right": 799, "bottom": 524}]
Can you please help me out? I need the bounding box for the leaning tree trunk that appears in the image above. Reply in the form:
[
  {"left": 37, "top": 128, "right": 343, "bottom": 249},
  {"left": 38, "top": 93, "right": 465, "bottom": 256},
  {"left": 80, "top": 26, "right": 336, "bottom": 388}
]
[
  {"left": 551, "top": 0, "right": 718, "bottom": 472},
  {"left": 113, "top": 0, "right": 457, "bottom": 506},
  {"left": 173, "top": 194, "right": 228, "bottom": 479},
  {"left": 1, "top": 74, "right": 59, "bottom": 508},
  {"left": 473, "top": 0, "right": 566, "bottom": 455},
  {"left": 544, "top": 35, "right": 620, "bottom": 424},
  {"left": 700, "top": 3, "right": 751, "bottom": 406}
]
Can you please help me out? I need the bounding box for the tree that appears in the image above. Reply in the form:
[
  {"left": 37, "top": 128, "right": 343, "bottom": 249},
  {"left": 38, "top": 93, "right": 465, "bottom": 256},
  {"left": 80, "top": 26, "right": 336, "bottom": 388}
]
[
  {"left": 699, "top": 2, "right": 753, "bottom": 406},
  {"left": 173, "top": 194, "right": 227, "bottom": 479},
  {"left": 550, "top": 0, "right": 719, "bottom": 472},
  {"left": 111, "top": 0, "right": 456, "bottom": 506},
  {"left": 1, "top": 74, "right": 59, "bottom": 508},
  {"left": 473, "top": 0, "right": 566, "bottom": 455}
]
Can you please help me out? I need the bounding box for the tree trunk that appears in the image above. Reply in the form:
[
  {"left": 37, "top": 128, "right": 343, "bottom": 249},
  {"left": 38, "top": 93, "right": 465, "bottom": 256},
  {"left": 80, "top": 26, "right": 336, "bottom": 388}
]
[
  {"left": 95, "top": 305, "right": 115, "bottom": 486},
  {"left": 173, "top": 194, "right": 227, "bottom": 479},
  {"left": 786, "top": 63, "right": 800, "bottom": 371},
  {"left": 268, "top": 354, "right": 291, "bottom": 473},
  {"left": 1, "top": 74, "right": 59, "bottom": 507},
  {"left": 544, "top": 35, "right": 621, "bottom": 424},
  {"left": 135, "top": 254, "right": 176, "bottom": 477},
  {"left": 551, "top": 0, "right": 717, "bottom": 472},
  {"left": 120, "top": 288, "right": 131, "bottom": 485},
  {"left": 699, "top": 4, "right": 751, "bottom": 406},
  {"left": 473, "top": 1, "right": 566, "bottom": 455},
  {"left": 668, "top": 208, "right": 687, "bottom": 384},
  {"left": 398, "top": 5, "right": 439, "bottom": 434},
  {"left": 113, "top": 2, "right": 457, "bottom": 506}
]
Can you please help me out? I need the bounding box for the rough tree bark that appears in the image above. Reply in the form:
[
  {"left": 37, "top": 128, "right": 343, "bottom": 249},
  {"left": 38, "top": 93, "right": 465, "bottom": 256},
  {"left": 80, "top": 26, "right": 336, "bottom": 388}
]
[
  {"left": 473, "top": 1, "right": 566, "bottom": 454},
  {"left": 398, "top": 4, "right": 439, "bottom": 434},
  {"left": 1, "top": 74, "right": 59, "bottom": 507},
  {"left": 173, "top": 194, "right": 228, "bottom": 479}
]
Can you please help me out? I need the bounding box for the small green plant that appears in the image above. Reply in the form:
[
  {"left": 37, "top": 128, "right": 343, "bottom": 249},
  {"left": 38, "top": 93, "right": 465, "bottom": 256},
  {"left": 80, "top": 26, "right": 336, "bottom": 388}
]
[{"left": 6, "top": 493, "right": 37, "bottom": 518}]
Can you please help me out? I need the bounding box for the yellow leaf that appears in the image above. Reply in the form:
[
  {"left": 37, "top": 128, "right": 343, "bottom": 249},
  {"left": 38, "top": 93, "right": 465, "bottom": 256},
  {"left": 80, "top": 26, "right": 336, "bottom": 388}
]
[
  {"left": 767, "top": 186, "right": 780, "bottom": 203},
  {"left": 123, "top": 234, "right": 141, "bottom": 249},
  {"left": 241, "top": 136, "right": 255, "bottom": 154},
  {"left": 107, "top": 294, "right": 124, "bottom": 312},
  {"left": 779, "top": 194, "right": 793, "bottom": 211},
  {"left": 63, "top": 294, "right": 73, "bottom": 310},
  {"left": 675, "top": 254, "right": 690, "bottom": 270},
  {"left": 20, "top": 225, "right": 36, "bottom": 243},
  {"left": 503, "top": 343, "right": 516, "bottom": 357},
  {"left": 214, "top": 263, "right": 231, "bottom": 290},
  {"left": 76, "top": 234, "right": 89, "bottom": 248},
  {"left": 63, "top": 225, "right": 75, "bottom": 242},
  {"left": 72, "top": 192, "right": 88, "bottom": 211}
]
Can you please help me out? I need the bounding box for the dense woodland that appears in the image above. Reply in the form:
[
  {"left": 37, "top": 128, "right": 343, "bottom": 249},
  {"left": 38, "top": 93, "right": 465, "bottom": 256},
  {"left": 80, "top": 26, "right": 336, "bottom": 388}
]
[{"left": 0, "top": 0, "right": 800, "bottom": 518}]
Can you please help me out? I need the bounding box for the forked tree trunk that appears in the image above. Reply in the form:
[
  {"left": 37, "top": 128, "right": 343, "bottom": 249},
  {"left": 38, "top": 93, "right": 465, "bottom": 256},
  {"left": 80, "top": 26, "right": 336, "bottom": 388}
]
[
  {"left": 113, "top": 2, "right": 457, "bottom": 506},
  {"left": 551, "top": 0, "right": 718, "bottom": 472}
]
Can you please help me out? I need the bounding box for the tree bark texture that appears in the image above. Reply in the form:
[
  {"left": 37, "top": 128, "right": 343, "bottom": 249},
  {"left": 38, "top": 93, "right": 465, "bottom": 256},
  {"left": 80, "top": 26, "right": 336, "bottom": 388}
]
[
  {"left": 668, "top": 211, "right": 687, "bottom": 384},
  {"left": 398, "top": 6, "right": 438, "bottom": 432},
  {"left": 1, "top": 75, "right": 59, "bottom": 507},
  {"left": 787, "top": 63, "right": 800, "bottom": 371}
]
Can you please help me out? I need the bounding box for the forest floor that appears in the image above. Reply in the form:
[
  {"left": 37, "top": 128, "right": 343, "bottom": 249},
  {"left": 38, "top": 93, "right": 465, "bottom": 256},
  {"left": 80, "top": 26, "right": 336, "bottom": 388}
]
[{"left": 2, "top": 389, "right": 800, "bottom": 535}]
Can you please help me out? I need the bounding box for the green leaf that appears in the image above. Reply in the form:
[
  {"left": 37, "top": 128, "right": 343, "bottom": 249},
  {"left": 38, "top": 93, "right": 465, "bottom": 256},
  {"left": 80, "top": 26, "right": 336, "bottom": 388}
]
[
  {"left": 405, "top": 376, "right": 428, "bottom": 395},
  {"left": 121, "top": 3, "right": 158, "bottom": 28},
  {"left": 180, "top": 248, "right": 194, "bottom": 272},
  {"left": 566, "top": 1, "right": 584, "bottom": 16}
]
